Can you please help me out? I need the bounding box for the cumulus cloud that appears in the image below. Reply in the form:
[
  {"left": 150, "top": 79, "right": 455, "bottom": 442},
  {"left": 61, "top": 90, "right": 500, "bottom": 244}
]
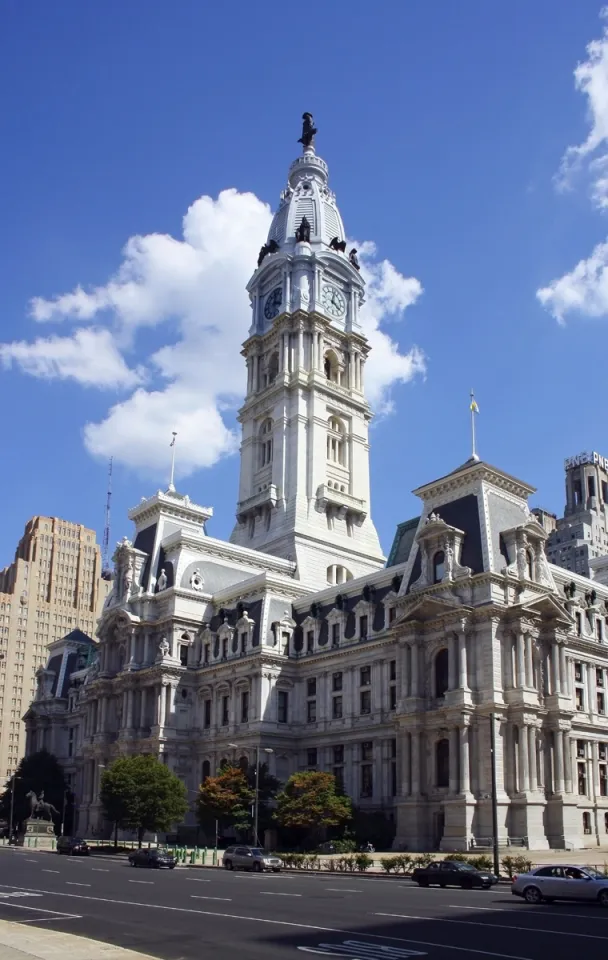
[
  {"left": 538, "top": 9, "right": 608, "bottom": 324},
  {"left": 5, "top": 187, "right": 424, "bottom": 479},
  {"left": 0, "top": 327, "right": 142, "bottom": 388},
  {"left": 556, "top": 7, "right": 608, "bottom": 206}
]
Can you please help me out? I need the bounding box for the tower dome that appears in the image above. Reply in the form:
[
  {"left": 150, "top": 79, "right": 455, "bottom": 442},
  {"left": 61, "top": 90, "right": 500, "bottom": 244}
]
[{"left": 267, "top": 127, "right": 346, "bottom": 252}]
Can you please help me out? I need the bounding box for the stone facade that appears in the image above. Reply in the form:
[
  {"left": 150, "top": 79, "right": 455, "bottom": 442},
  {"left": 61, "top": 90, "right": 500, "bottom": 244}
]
[
  {"left": 23, "top": 127, "right": 608, "bottom": 851},
  {"left": 542, "top": 451, "right": 608, "bottom": 577}
]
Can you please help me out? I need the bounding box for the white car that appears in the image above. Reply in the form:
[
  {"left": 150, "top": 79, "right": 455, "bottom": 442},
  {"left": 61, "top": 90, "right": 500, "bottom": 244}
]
[{"left": 512, "top": 864, "right": 608, "bottom": 906}]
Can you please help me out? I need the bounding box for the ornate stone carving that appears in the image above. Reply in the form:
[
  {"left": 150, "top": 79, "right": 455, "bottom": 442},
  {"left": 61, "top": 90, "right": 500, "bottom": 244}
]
[
  {"left": 157, "top": 569, "right": 168, "bottom": 592},
  {"left": 189, "top": 569, "right": 205, "bottom": 592}
]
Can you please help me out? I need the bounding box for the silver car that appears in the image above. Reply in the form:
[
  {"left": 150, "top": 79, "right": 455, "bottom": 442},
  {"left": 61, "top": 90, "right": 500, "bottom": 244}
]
[
  {"left": 222, "top": 845, "right": 283, "bottom": 872},
  {"left": 512, "top": 864, "right": 608, "bottom": 906}
]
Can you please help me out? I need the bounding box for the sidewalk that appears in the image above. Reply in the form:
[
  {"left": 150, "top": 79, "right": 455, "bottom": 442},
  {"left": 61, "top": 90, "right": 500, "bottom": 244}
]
[{"left": 0, "top": 920, "right": 154, "bottom": 960}]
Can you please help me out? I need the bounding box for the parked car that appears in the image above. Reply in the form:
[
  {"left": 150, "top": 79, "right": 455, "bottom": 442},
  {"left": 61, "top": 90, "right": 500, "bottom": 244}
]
[
  {"left": 128, "top": 848, "right": 177, "bottom": 869},
  {"left": 411, "top": 860, "right": 498, "bottom": 889},
  {"left": 56, "top": 837, "right": 90, "bottom": 856},
  {"left": 222, "top": 846, "right": 283, "bottom": 872},
  {"left": 512, "top": 865, "right": 608, "bottom": 905}
]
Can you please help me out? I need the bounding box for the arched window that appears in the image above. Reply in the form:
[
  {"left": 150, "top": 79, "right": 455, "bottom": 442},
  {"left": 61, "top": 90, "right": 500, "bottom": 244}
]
[
  {"left": 259, "top": 418, "right": 273, "bottom": 467},
  {"left": 435, "top": 648, "right": 449, "bottom": 699},
  {"left": 239, "top": 756, "right": 249, "bottom": 773},
  {"left": 267, "top": 352, "right": 279, "bottom": 384},
  {"left": 433, "top": 551, "right": 445, "bottom": 584},
  {"left": 327, "top": 564, "right": 353, "bottom": 585},
  {"left": 526, "top": 550, "right": 534, "bottom": 580},
  {"left": 327, "top": 417, "right": 346, "bottom": 466},
  {"left": 324, "top": 350, "right": 340, "bottom": 383},
  {"left": 436, "top": 738, "right": 450, "bottom": 788},
  {"left": 201, "top": 760, "right": 210, "bottom": 783}
]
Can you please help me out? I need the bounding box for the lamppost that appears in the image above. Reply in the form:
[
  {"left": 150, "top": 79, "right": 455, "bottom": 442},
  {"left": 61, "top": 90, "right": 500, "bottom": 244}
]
[
  {"left": 489, "top": 714, "right": 500, "bottom": 878},
  {"left": 228, "top": 743, "right": 273, "bottom": 847},
  {"left": 8, "top": 775, "right": 20, "bottom": 842}
]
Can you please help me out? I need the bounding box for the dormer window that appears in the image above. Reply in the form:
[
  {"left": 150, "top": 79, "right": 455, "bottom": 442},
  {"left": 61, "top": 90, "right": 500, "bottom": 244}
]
[{"left": 433, "top": 551, "right": 445, "bottom": 584}]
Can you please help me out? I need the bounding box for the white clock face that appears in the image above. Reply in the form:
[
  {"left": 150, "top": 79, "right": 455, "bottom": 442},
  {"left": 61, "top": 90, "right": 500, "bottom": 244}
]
[{"left": 321, "top": 283, "right": 346, "bottom": 318}]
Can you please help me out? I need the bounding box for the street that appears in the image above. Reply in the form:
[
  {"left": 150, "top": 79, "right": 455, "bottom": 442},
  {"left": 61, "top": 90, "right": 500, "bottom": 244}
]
[{"left": 0, "top": 848, "right": 607, "bottom": 960}]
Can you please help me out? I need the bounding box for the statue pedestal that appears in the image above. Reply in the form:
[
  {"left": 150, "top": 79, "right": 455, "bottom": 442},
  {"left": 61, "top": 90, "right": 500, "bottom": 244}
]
[{"left": 24, "top": 819, "right": 56, "bottom": 849}]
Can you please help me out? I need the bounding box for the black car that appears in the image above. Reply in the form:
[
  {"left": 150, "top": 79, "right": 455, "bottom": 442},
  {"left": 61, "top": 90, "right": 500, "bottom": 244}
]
[
  {"left": 128, "top": 848, "right": 177, "bottom": 869},
  {"left": 411, "top": 860, "right": 498, "bottom": 889},
  {"left": 56, "top": 836, "right": 90, "bottom": 856}
]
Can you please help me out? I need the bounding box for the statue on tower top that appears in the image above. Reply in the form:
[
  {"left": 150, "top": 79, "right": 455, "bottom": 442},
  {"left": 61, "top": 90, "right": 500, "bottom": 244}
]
[{"left": 298, "top": 112, "right": 317, "bottom": 150}]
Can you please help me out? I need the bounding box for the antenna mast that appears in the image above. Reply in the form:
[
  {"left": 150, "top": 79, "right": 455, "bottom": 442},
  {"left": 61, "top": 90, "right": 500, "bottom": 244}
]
[{"left": 102, "top": 457, "right": 113, "bottom": 575}]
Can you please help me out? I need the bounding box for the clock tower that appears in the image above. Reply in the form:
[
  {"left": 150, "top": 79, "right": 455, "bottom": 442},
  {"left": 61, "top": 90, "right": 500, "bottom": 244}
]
[{"left": 230, "top": 115, "right": 385, "bottom": 588}]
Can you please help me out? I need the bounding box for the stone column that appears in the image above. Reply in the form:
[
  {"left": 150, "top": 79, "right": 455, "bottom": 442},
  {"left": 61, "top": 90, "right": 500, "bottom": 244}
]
[
  {"left": 550, "top": 643, "right": 560, "bottom": 695},
  {"left": 411, "top": 731, "right": 420, "bottom": 794},
  {"left": 564, "top": 734, "right": 573, "bottom": 794},
  {"left": 449, "top": 728, "right": 459, "bottom": 794},
  {"left": 139, "top": 687, "right": 147, "bottom": 729},
  {"left": 158, "top": 684, "right": 167, "bottom": 728},
  {"left": 448, "top": 635, "right": 457, "bottom": 691},
  {"left": 372, "top": 660, "right": 383, "bottom": 713},
  {"left": 297, "top": 328, "right": 303, "bottom": 369},
  {"left": 518, "top": 725, "right": 529, "bottom": 792},
  {"left": 143, "top": 634, "right": 150, "bottom": 666},
  {"left": 528, "top": 726, "right": 538, "bottom": 792},
  {"left": 560, "top": 645, "right": 568, "bottom": 695},
  {"left": 126, "top": 688, "right": 134, "bottom": 729},
  {"left": 168, "top": 682, "right": 177, "bottom": 722},
  {"left": 100, "top": 696, "right": 108, "bottom": 733},
  {"left": 554, "top": 730, "right": 565, "bottom": 794},
  {"left": 458, "top": 632, "right": 468, "bottom": 690},
  {"left": 524, "top": 634, "right": 533, "bottom": 688},
  {"left": 516, "top": 633, "right": 525, "bottom": 688},
  {"left": 401, "top": 732, "right": 411, "bottom": 796},
  {"left": 460, "top": 725, "right": 470, "bottom": 794},
  {"left": 410, "top": 643, "right": 419, "bottom": 698}
]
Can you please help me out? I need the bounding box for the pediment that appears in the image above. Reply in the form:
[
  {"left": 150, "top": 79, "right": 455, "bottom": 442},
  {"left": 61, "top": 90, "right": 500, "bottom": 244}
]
[
  {"left": 516, "top": 592, "right": 573, "bottom": 626},
  {"left": 395, "top": 593, "right": 470, "bottom": 625}
]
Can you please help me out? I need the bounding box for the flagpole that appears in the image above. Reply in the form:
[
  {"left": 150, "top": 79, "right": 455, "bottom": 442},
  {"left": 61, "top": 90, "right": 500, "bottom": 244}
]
[
  {"left": 168, "top": 432, "right": 177, "bottom": 492},
  {"left": 470, "top": 390, "right": 478, "bottom": 461}
]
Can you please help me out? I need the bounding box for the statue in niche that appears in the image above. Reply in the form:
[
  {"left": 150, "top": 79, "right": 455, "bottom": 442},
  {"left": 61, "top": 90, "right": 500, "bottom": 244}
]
[
  {"left": 349, "top": 248, "right": 360, "bottom": 271},
  {"left": 298, "top": 112, "right": 317, "bottom": 149},
  {"left": 330, "top": 236, "right": 346, "bottom": 253},
  {"left": 158, "top": 636, "right": 170, "bottom": 659},
  {"left": 295, "top": 216, "right": 311, "bottom": 243},
  {"left": 157, "top": 568, "right": 168, "bottom": 592}
]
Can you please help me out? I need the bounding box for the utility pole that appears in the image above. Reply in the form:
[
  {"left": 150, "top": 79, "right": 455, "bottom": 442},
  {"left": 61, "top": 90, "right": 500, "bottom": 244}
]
[
  {"left": 253, "top": 746, "right": 273, "bottom": 848},
  {"left": 8, "top": 776, "right": 19, "bottom": 842},
  {"left": 490, "top": 713, "right": 500, "bottom": 877}
]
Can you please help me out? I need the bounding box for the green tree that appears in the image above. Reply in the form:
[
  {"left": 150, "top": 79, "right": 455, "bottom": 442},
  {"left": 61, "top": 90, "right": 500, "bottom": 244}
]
[
  {"left": 0, "top": 750, "right": 68, "bottom": 834},
  {"left": 275, "top": 771, "right": 352, "bottom": 840},
  {"left": 100, "top": 755, "right": 188, "bottom": 847},
  {"left": 196, "top": 765, "right": 254, "bottom": 836}
]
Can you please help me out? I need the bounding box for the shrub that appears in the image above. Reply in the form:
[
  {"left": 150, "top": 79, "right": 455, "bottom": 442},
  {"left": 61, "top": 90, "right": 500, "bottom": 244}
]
[
  {"left": 303, "top": 854, "right": 320, "bottom": 870},
  {"left": 380, "top": 856, "right": 397, "bottom": 874},
  {"left": 444, "top": 853, "right": 468, "bottom": 862},
  {"left": 469, "top": 855, "right": 493, "bottom": 871},
  {"left": 511, "top": 855, "right": 532, "bottom": 874},
  {"left": 411, "top": 853, "right": 434, "bottom": 869},
  {"left": 332, "top": 839, "right": 357, "bottom": 854},
  {"left": 501, "top": 856, "right": 515, "bottom": 879},
  {"left": 354, "top": 853, "right": 373, "bottom": 872},
  {"left": 323, "top": 858, "right": 335, "bottom": 871}
]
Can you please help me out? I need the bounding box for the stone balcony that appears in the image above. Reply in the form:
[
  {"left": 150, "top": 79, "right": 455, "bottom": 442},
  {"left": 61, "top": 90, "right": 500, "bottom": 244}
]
[
  {"left": 315, "top": 484, "right": 367, "bottom": 522},
  {"left": 236, "top": 484, "right": 278, "bottom": 523}
]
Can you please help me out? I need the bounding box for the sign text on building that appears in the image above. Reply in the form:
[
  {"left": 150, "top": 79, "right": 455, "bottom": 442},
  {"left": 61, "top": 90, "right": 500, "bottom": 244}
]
[{"left": 564, "top": 451, "right": 608, "bottom": 471}]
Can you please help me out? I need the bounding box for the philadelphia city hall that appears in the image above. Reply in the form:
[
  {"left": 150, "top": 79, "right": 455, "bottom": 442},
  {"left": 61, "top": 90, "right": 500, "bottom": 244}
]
[{"left": 26, "top": 116, "right": 608, "bottom": 851}]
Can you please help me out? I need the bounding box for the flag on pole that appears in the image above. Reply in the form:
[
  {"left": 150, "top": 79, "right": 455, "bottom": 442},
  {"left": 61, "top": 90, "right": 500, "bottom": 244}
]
[
  {"left": 470, "top": 397, "right": 479, "bottom": 414},
  {"left": 170, "top": 433, "right": 177, "bottom": 447}
]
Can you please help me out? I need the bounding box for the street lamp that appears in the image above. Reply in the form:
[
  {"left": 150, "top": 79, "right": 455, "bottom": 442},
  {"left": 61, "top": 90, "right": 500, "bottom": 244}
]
[
  {"left": 8, "top": 776, "right": 20, "bottom": 842},
  {"left": 489, "top": 714, "right": 500, "bottom": 878},
  {"left": 228, "top": 743, "right": 273, "bottom": 847}
]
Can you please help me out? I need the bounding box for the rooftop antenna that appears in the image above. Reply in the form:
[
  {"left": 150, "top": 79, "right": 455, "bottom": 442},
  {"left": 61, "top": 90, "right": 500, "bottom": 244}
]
[
  {"left": 168, "top": 432, "right": 177, "bottom": 492},
  {"left": 102, "top": 457, "right": 113, "bottom": 578}
]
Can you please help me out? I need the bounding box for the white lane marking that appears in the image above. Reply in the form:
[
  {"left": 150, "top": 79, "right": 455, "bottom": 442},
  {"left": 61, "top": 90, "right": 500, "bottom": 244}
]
[
  {"left": 66, "top": 882, "right": 91, "bottom": 887},
  {"left": 190, "top": 895, "right": 232, "bottom": 902},
  {"left": 0, "top": 884, "right": 536, "bottom": 960},
  {"left": 186, "top": 878, "right": 211, "bottom": 882},
  {"left": 92, "top": 869, "right": 109, "bottom": 873},
  {"left": 260, "top": 891, "right": 302, "bottom": 897},
  {"left": 298, "top": 942, "right": 426, "bottom": 958},
  {"left": 326, "top": 889, "right": 362, "bottom": 893},
  {"left": 447, "top": 904, "right": 608, "bottom": 922},
  {"left": 128, "top": 880, "right": 153, "bottom": 885},
  {"left": 25, "top": 859, "right": 37, "bottom": 863},
  {"left": 0, "top": 902, "right": 79, "bottom": 917},
  {"left": 374, "top": 912, "right": 608, "bottom": 942},
  {"left": 41, "top": 870, "right": 59, "bottom": 874},
  {"left": 14, "top": 916, "right": 83, "bottom": 924}
]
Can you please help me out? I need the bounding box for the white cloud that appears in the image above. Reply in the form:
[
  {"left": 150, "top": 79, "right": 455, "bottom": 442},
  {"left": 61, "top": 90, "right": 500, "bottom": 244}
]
[
  {"left": 556, "top": 7, "right": 608, "bottom": 206},
  {"left": 537, "top": 239, "right": 608, "bottom": 323},
  {"left": 7, "top": 188, "right": 424, "bottom": 479},
  {"left": 0, "top": 327, "right": 141, "bottom": 388}
]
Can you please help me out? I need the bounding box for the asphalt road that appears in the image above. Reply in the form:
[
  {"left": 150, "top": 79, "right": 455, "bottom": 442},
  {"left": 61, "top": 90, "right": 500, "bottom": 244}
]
[{"left": 0, "top": 849, "right": 607, "bottom": 960}]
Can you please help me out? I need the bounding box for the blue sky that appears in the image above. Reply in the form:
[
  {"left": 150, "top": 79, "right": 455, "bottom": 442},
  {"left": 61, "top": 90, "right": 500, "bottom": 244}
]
[{"left": 2, "top": 0, "right": 608, "bottom": 566}]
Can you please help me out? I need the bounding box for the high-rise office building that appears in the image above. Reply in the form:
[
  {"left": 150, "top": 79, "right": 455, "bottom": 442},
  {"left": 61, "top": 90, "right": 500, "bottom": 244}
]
[
  {"left": 0, "top": 516, "right": 109, "bottom": 778},
  {"left": 542, "top": 452, "right": 608, "bottom": 577}
]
